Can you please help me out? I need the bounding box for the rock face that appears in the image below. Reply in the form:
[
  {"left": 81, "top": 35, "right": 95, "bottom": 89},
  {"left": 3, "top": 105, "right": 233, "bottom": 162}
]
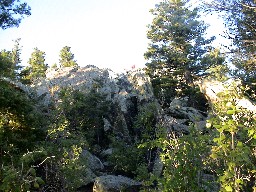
[
  {"left": 78, "top": 150, "right": 105, "bottom": 186},
  {"left": 93, "top": 175, "right": 141, "bottom": 192},
  {"left": 198, "top": 79, "right": 226, "bottom": 103},
  {"left": 33, "top": 66, "right": 154, "bottom": 107}
]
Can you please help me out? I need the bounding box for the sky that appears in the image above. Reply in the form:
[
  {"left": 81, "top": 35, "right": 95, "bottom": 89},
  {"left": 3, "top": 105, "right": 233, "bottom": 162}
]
[{"left": 0, "top": 0, "right": 225, "bottom": 73}]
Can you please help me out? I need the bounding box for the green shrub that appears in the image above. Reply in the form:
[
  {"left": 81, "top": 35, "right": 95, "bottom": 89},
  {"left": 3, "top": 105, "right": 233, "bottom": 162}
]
[
  {"left": 58, "top": 87, "right": 111, "bottom": 150},
  {"left": 207, "top": 83, "right": 256, "bottom": 192},
  {"left": 0, "top": 79, "right": 47, "bottom": 191}
]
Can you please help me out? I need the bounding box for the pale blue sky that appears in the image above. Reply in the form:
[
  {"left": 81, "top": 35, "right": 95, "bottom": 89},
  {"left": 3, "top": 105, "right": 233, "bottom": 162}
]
[{"left": 0, "top": 0, "right": 225, "bottom": 73}]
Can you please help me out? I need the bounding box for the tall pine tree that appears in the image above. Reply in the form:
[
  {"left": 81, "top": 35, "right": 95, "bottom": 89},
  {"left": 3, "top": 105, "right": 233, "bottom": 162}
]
[{"left": 145, "top": 0, "right": 214, "bottom": 108}]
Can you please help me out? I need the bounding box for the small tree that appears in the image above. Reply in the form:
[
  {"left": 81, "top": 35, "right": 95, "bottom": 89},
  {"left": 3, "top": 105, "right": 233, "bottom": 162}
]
[
  {"left": 59, "top": 46, "right": 78, "bottom": 68},
  {"left": 21, "top": 48, "right": 48, "bottom": 83},
  {"left": 157, "top": 126, "right": 211, "bottom": 192},
  {"left": 11, "top": 38, "right": 23, "bottom": 77},
  {"left": 0, "top": 39, "right": 23, "bottom": 79},
  {"left": 0, "top": 50, "right": 13, "bottom": 78},
  {"left": 28, "top": 48, "right": 48, "bottom": 78},
  {"left": 207, "top": 81, "right": 256, "bottom": 192}
]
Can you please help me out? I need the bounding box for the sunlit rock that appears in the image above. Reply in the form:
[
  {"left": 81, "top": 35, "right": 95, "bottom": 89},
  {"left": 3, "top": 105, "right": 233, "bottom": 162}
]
[{"left": 199, "top": 79, "right": 256, "bottom": 114}]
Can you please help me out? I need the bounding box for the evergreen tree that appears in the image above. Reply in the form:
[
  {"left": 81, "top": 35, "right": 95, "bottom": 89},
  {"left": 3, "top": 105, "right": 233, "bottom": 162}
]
[
  {"left": 59, "top": 46, "right": 78, "bottom": 68},
  {"left": 204, "top": 0, "right": 256, "bottom": 100},
  {"left": 144, "top": 0, "right": 214, "bottom": 107},
  {"left": 0, "top": 50, "right": 13, "bottom": 78},
  {"left": 11, "top": 38, "right": 23, "bottom": 77},
  {"left": 0, "top": 0, "right": 31, "bottom": 29},
  {"left": 0, "top": 39, "right": 22, "bottom": 79},
  {"left": 25, "top": 47, "right": 48, "bottom": 81}
]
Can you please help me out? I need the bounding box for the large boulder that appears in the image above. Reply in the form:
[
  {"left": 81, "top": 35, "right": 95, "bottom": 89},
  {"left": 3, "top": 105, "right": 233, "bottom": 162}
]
[
  {"left": 152, "top": 155, "right": 164, "bottom": 177},
  {"left": 81, "top": 150, "right": 104, "bottom": 171},
  {"left": 74, "top": 150, "right": 105, "bottom": 186},
  {"left": 199, "top": 79, "right": 256, "bottom": 114},
  {"left": 198, "top": 79, "right": 225, "bottom": 103},
  {"left": 167, "top": 96, "right": 205, "bottom": 122},
  {"left": 93, "top": 175, "right": 141, "bottom": 192}
]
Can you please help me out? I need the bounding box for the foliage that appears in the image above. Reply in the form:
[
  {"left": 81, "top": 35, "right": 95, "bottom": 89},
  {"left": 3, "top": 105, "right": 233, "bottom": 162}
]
[
  {"left": 145, "top": 0, "right": 214, "bottom": 107},
  {"left": 0, "top": 80, "right": 45, "bottom": 160},
  {"left": 108, "top": 139, "right": 146, "bottom": 177},
  {"left": 58, "top": 87, "right": 111, "bottom": 150},
  {"left": 11, "top": 38, "right": 23, "bottom": 77},
  {"left": 207, "top": 81, "right": 256, "bottom": 192},
  {"left": 202, "top": 48, "right": 229, "bottom": 81},
  {"left": 59, "top": 46, "right": 78, "bottom": 68},
  {"left": 21, "top": 47, "right": 48, "bottom": 83},
  {"left": 0, "top": 44, "right": 48, "bottom": 191},
  {"left": 0, "top": 50, "right": 14, "bottom": 78},
  {"left": 0, "top": 39, "right": 23, "bottom": 79},
  {"left": 0, "top": 79, "right": 46, "bottom": 191},
  {"left": 204, "top": 0, "right": 256, "bottom": 56},
  {"left": 132, "top": 102, "right": 161, "bottom": 188},
  {"left": 203, "top": 0, "right": 256, "bottom": 101},
  {"left": 134, "top": 102, "right": 159, "bottom": 143},
  {"left": 38, "top": 87, "right": 111, "bottom": 190},
  {"left": 43, "top": 116, "right": 88, "bottom": 191},
  {"left": 0, "top": 149, "right": 48, "bottom": 192},
  {"left": 0, "top": 76, "right": 112, "bottom": 191},
  {"left": 0, "top": 0, "right": 31, "bottom": 29},
  {"left": 155, "top": 125, "right": 211, "bottom": 192},
  {"left": 108, "top": 102, "right": 159, "bottom": 179},
  {"left": 0, "top": 0, "right": 255, "bottom": 190}
]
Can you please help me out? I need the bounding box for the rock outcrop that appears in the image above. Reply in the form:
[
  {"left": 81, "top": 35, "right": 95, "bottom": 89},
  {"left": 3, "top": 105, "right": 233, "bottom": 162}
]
[
  {"left": 199, "top": 79, "right": 256, "bottom": 114},
  {"left": 29, "top": 66, "right": 155, "bottom": 190},
  {"left": 93, "top": 175, "right": 141, "bottom": 192},
  {"left": 25, "top": 66, "right": 250, "bottom": 191},
  {"left": 3, "top": 65, "right": 255, "bottom": 191},
  {"left": 33, "top": 66, "right": 154, "bottom": 107}
]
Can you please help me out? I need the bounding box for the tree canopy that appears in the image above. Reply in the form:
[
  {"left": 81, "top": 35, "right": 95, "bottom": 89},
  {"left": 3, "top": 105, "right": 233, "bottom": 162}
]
[
  {"left": 0, "top": 38, "right": 22, "bottom": 79},
  {"left": 144, "top": 0, "right": 215, "bottom": 107},
  {"left": 21, "top": 47, "right": 48, "bottom": 83},
  {"left": 204, "top": 0, "right": 256, "bottom": 100},
  {"left": 59, "top": 46, "right": 78, "bottom": 68},
  {"left": 0, "top": 0, "right": 31, "bottom": 29}
]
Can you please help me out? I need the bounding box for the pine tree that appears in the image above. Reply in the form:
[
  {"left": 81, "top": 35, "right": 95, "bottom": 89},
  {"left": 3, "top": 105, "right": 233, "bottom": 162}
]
[
  {"left": 11, "top": 38, "right": 23, "bottom": 77},
  {"left": 0, "top": 39, "right": 23, "bottom": 79},
  {"left": 145, "top": 0, "right": 214, "bottom": 107},
  {"left": 204, "top": 0, "right": 256, "bottom": 100},
  {"left": 0, "top": 0, "right": 31, "bottom": 29},
  {"left": 22, "top": 48, "right": 48, "bottom": 83},
  {"left": 0, "top": 50, "right": 13, "bottom": 78},
  {"left": 59, "top": 46, "right": 78, "bottom": 68},
  {"left": 28, "top": 47, "right": 48, "bottom": 78}
]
